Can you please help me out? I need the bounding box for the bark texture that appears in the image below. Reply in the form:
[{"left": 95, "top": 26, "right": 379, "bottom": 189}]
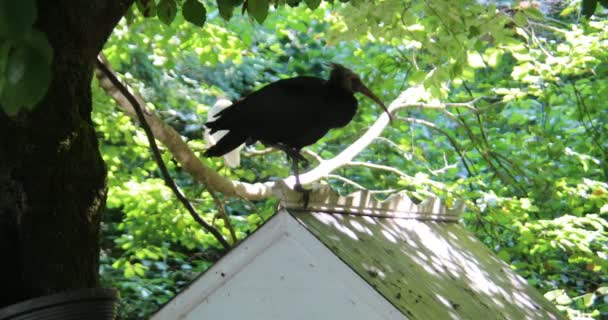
[{"left": 0, "top": 0, "right": 132, "bottom": 307}]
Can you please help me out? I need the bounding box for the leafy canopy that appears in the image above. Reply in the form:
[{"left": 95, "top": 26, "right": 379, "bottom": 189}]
[{"left": 97, "top": 1, "right": 608, "bottom": 319}]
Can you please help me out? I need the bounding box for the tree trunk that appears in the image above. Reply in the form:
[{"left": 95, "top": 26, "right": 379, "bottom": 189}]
[{"left": 0, "top": 0, "right": 132, "bottom": 307}]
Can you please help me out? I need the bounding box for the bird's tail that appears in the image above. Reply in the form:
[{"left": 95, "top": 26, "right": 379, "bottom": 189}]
[{"left": 204, "top": 130, "right": 247, "bottom": 157}]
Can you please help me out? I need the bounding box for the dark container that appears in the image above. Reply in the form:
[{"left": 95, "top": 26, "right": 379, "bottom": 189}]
[{"left": 0, "top": 288, "right": 119, "bottom": 320}]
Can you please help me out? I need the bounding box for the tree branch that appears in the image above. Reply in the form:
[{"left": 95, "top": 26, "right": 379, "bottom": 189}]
[
  {"left": 326, "top": 174, "right": 397, "bottom": 194},
  {"left": 95, "top": 56, "right": 231, "bottom": 250},
  {"left": 96, "top": 62, "right": 474, "bottom": 203},
  {"left": 94, "top": 56, "right": 274, "bottom": 200}
]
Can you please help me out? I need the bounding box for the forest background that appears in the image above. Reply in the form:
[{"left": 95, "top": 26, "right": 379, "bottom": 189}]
[{"left": 2, "top": 0, "right": 607, "bottom": 319}]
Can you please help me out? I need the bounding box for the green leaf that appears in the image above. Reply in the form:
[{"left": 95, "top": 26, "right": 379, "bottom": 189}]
[
  {"left": 182, "top": 0, "right": 206, "bottom": 27},
  {"left": 545, "top": 289, "right": 565, "bottom": 301},
  {"left": 513, "top": 12, "right": 527, "bottom": 26},
  {"left": 0, "top": 0, "right": 37, "bottom": 39},
  {"left": 0, "top": 33, "right": 52, "bottom": 115},
  {"left": 556, "top": 294, "right": 572, "bottom": 305},
  {"left": 497, "top": 250, "right": 511, "bottom": 262},
  {"left": 0, "top": 42, "right": 9, "bottom": 93},
  {"left": 286, "top": 0, "right": 301, "bottom": 7},
  {"left": 581, "top": 0, "right": 598, "bottom": 18},
  {"left": 124, "top": 265, "right": 135, "bottom": 278},
  {"left": 580, "top": 293, "right": 595, "bottom": 308},
  {"left": 600, "top": 0, "right": 608, "bottom": 8},
  {"left": 24, "top": 30, "right": 53, "bottom": 64},
  {"left": 136, "top": 0, "right": 157, "bottom": 17},
  {"left": 124, "top": 7, "right": 136, "bottom": 24},
  {"left": 217, "top": 0, "right": 236, "bottom": 20},
  {"left": 157, "top": 0, "right": 177, "bottom": 25},
  {"left": 304, "top": 0, "right": 321, "bottom": 10},
  {"left": 596, "top": 287, "right": 608, "bottom": 295},
  {"left": 247, "top": 0, "right": 269, "bottom": 24}
]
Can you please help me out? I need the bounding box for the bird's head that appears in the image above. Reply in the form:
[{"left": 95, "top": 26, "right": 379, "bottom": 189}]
[{"left": 328, "top": 63, "right": 392, "bottom": 122}]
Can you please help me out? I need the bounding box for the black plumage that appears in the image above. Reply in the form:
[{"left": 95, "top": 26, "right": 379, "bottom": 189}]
[{"left": 204, "top": 63, "right": 390, "bottom": 194}]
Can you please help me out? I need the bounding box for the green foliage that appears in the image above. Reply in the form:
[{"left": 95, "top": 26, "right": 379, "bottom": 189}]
[
  {"left": 98, "top": 1, "right": 608, "bottom": 319},
  {"left": 0, "top": 0, "right": 52, "bottom": 116},
  {"left": 134, "top": 0, "right": 335, "bottom": 26}
]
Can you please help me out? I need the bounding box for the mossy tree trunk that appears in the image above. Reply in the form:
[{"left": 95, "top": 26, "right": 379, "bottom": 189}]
[{"left": 0, "top": 0, "right": 133, "bottom": 307}]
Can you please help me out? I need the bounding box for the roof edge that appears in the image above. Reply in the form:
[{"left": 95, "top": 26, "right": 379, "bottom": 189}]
[{"left": 274, "top": 182, "right": 464, "bottom": 221}]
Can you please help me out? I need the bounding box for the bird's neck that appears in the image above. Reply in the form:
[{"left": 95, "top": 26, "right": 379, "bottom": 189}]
[{"left": 326, "top": 79, "right": 350, "bottom": 95}]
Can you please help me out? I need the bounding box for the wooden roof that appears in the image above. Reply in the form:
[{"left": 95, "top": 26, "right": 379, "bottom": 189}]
[
  {"left": 277, "top": 182, "right": 565, "bottom": 320},
  {"left": 152, "top": 183, "right": 565, "bottom": 320}
]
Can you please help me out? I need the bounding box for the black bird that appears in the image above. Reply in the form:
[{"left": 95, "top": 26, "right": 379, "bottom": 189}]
[{"left": 204, "top": 63, "right": 390, "bottom": 195}]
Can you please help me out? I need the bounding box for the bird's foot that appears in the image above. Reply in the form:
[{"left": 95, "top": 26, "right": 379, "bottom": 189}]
[{"left": 294, "top": 182, "right": 311, "bottom": 209}]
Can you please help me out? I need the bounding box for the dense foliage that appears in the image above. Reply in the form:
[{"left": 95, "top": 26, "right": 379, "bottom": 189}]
[
  {"left": 95, "top": 1, "right": 608, "bottom": 319},
  {"left": 0, "top": 0, "right": 52, "bottom": 115}
]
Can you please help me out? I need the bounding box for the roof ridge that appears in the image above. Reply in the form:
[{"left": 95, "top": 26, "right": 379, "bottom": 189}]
[{"left": 273, "top": 182, "right": 464, "bottom": 221}]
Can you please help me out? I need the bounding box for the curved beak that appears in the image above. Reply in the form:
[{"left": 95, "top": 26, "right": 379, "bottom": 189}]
[{"left": 356, "top": 84, "right": 392, "bottom": 123}]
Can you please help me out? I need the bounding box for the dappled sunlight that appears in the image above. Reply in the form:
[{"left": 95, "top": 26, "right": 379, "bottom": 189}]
[
  {"left": 380, "top": 229, "right": 398, "bottom": 243},
  {"left": 349, "top": 220, "right": 373, "bottom": 236},
  {"left": 310, "top": 211, "right": 359, "bottom": 240},
  {"left": 312, "top": 211, "right": 339, "bottom": 226},
  {"left": 434, "top": 293, "right": 452, "bottom": 308},
  {"left": 292, "top": 210, "right": 563, "bottom": 320},
  {"left": 361, "top": 263, "right": 387, "bottom": 280},
  {"left": 362, "top": 215, "right": 377, "bottom": 225}
]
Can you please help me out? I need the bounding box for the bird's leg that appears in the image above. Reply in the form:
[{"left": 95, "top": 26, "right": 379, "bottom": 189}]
[
  {"left": 293, "top": 151, "right": 309, "bottom": 168},
  {"left": 286, "top": 148, "right": 310, "bottom": 208}
]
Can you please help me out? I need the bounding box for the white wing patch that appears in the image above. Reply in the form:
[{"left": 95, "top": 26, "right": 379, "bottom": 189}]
[{"left": 204, "top": 98, "right": 244, "bottom": 168}]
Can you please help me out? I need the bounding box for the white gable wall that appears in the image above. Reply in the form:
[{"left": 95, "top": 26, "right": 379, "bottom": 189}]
[{"left": 152, "top": 210, "right": 406, "bottom": 320}]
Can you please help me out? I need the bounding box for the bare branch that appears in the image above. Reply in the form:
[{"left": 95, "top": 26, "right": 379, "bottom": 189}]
[
  {"left": 373, "top": 136, "right": 411, "bottom": 156},
  {"left": 326, "top": 175, "right": 396, "bottom": 194},
  {"left": 326, "top": 174, "right": 366, "bottom": 190},
  {"left": 207, "top": 189, "right": 237, "bottom": 245},
  {"left": 97, "top": 61, "right": 468, "bottom": 202},
  {"left": 95, "top": 55, "right": 232, "bottom": 250},
  {"left": 302, "top": 149, "right": 324, "bottom": 163},
  {"left": 95, "top": 56, "right": 274, "bottom": 200}
]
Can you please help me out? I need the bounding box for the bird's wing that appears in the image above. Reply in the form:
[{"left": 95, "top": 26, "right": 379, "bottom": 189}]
[
  {"left": 216, "top": 76, "right": 328, "bottom": 131},
  {"left": 204, "top": 98, "right": 244, "bottom": 167}
]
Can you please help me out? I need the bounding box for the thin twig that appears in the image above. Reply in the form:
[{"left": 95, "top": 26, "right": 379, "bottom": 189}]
[
  {"left": 528, "top": 20, "right": 568, "bottom": 34},
  {"left": 207, "top": 189, "right": 237, "bottom": 244},
  {"left": 326, "top": 174, "right": 396, "bottom": 194},
  {"left": 396, "top": 115, "right": 476, "bottom": 177},
  {"left": 395, "top": 100, "right": 482, "bottom": 112},
  {"left": 95, "top": 56, "right": 231, "bottom": 251},
  {"left": 302, "top": 149, "right": 323, "bottom": 163},
  {"left": 326, "top": 174, "right": 366, "bottom": 190},
  {"left": 374, "top": 136, "right": 410, "bottom": 155}
]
